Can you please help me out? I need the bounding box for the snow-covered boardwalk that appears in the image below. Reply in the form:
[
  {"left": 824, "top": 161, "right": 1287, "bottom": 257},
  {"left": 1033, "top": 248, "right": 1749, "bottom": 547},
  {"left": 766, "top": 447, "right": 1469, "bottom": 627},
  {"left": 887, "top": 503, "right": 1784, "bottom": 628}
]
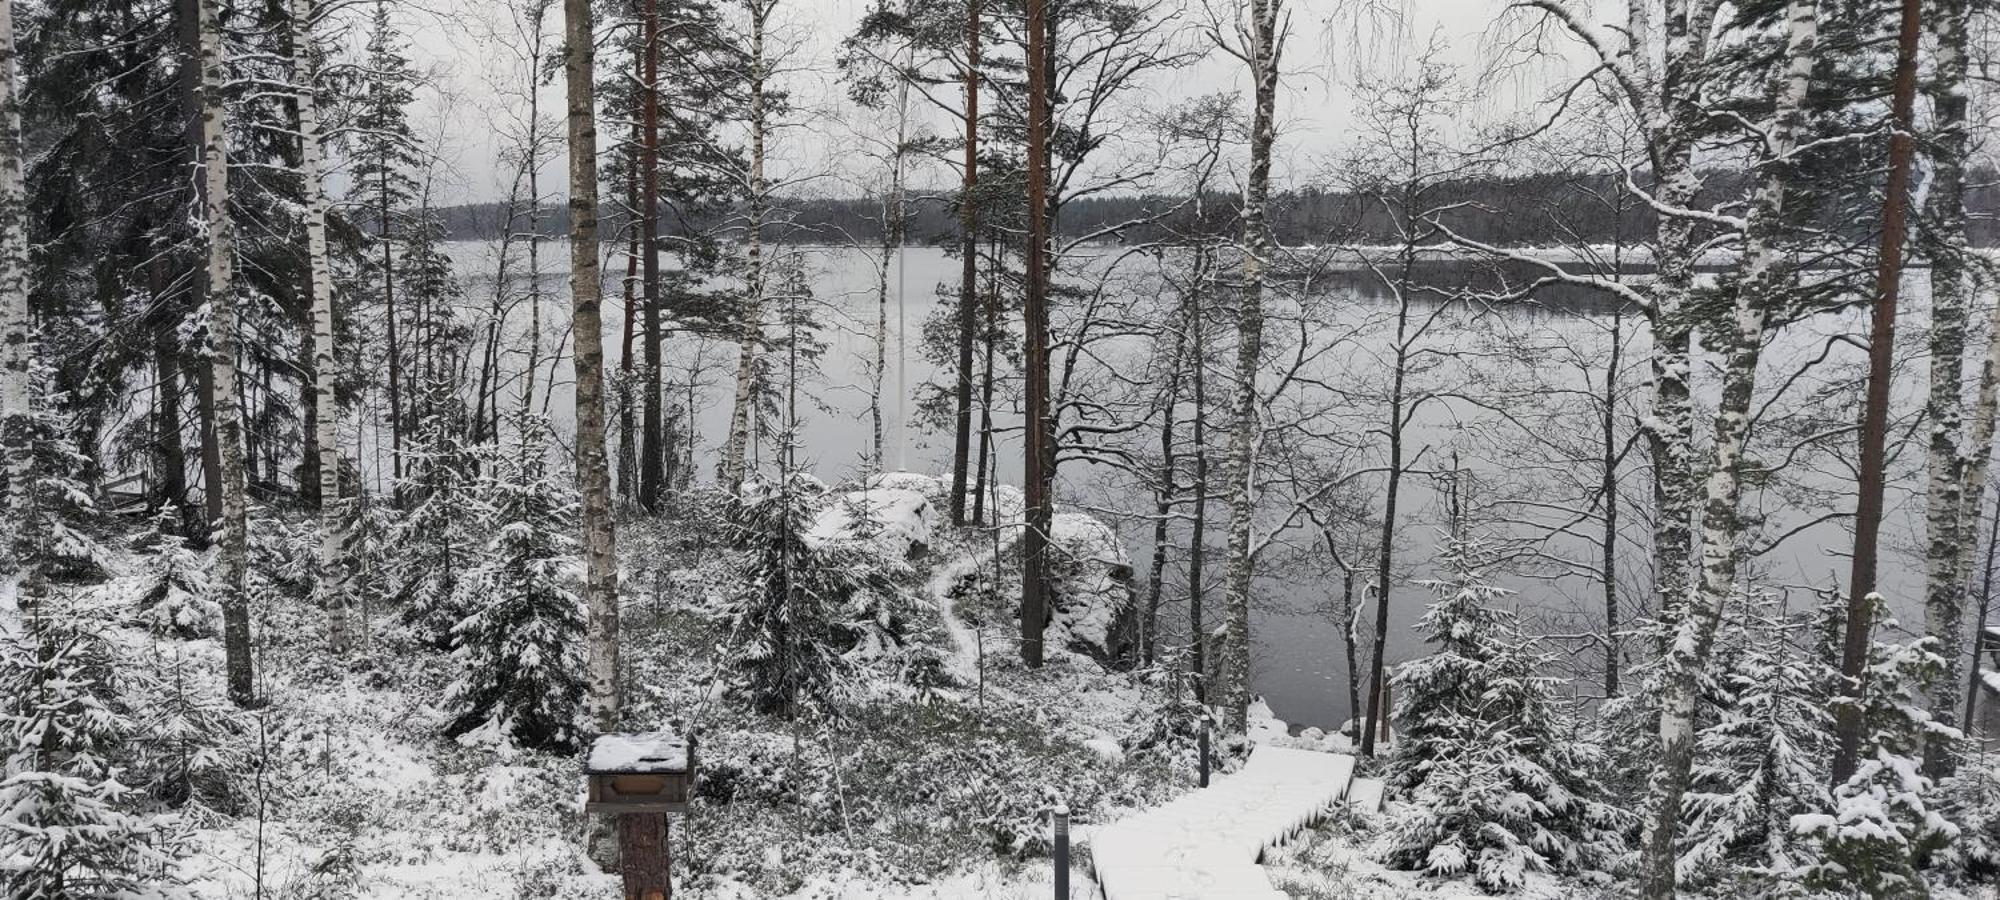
[{"left": 1091, "top": 747, "right": 1358, "bottom": 900}]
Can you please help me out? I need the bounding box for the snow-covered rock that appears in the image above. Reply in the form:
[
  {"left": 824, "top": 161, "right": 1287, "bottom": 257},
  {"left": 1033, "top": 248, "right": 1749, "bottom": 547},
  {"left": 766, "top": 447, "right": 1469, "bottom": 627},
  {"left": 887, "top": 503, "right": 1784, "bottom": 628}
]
[
  {"left": 1047, "top": 512, "right": 1136, "bottom": 664},
  {"left": 809, "top": 484, "right": 936, "bottom": 563}
]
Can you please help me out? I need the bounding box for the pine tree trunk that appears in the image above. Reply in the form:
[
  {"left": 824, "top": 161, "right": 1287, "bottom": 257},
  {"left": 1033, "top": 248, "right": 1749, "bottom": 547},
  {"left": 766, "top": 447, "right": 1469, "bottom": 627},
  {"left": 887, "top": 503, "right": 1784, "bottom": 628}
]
[
  {"left": 949, "top": 0, "right": 980, "bottom": 524},
  {"left": 294, "top": 0, "right": 350, "bottom": 655},
  {"left": 0, "top": 0, "right": 30, "bottom": 565},
  {"left": 638, "top": 0, "right": 664, "bottom": 510},
  {"left": 151, "top": 262, "right": 191, "bottom": 533},
  {"left": 1020, "top": 0, "right": 1051, "bottom": 669},
  {"left": 722, "top": 1, "right": 769, "bottom": 491},
  {"left": 1218, "top": 0, "right": 1281, "bottom": 735},
  {"left": 196, "top": 0, "right": 255, "bottom": 706},
  {"left": 1636, "top": 2, "right": 1816, "bottom": 891},
  {"left": 1921, "top": 0, "right": 1972, "bottom": 779},
  {"left": 1831, "top": 0, "right": 1921, "bottom": 787},
  {"left": 565, "top": 0, "right": 622, "bottom": 733}
]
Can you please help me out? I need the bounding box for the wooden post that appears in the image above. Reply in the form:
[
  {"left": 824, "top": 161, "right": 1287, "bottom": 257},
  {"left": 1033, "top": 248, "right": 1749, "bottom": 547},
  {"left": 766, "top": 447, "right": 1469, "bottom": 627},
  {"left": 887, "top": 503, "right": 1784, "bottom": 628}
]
[{"left": 617, "top": 814, "right": 671, "bottom": 900}]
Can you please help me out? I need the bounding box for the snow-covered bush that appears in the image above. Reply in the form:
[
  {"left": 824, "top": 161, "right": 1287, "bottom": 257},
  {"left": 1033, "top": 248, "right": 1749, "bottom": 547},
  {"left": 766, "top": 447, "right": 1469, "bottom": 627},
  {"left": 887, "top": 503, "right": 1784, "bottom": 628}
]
[
  {"left": 0, "top": 596, "right": 188, "bottom": 897},
  {"left": 130, "top": 642, "right": 245, "bottom": 816},
  {"left": 443, "top": 417, "right": 587, "bottom": 752},
  {"left": 1377, "top": 536, "right": 1624, "bottom": 892},
  {"left": 1677, "top": 592, "right": 1833, "bottom": 892},
  {"left": 131, "top": 511, "right": 217, "bottom": 639},
  {"left": 7, "top": 377, "right": 113, "bottom": 581},
  {"left": 1796, "top": 616, "right": 1959, "bottom": 897},
  {"left": 1936, "top": 761, "right": 2000, "bottom": 883}
]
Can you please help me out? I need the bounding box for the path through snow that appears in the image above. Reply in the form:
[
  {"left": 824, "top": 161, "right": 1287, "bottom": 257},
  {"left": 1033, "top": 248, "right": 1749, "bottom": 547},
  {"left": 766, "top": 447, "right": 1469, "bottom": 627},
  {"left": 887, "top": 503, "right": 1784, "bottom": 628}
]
[{"left": 1091, "top": 747, "right": 1359, "bottom": 899}]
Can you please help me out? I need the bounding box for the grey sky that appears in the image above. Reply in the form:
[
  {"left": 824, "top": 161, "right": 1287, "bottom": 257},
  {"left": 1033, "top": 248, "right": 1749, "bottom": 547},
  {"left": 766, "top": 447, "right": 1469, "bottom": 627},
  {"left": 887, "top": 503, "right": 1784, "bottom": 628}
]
[{"left": 399, "top": 0, "right": 1589, "bottom": 205}]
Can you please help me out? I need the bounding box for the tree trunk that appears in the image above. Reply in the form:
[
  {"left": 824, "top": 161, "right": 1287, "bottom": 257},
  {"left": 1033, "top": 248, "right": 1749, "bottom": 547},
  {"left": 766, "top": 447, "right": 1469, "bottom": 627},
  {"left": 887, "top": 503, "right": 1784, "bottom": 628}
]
[
  {"left": 1830, "top": 0, "right": 1921, "bottom": 786},
  {"left": 971, "top": 241, "right": 997, "bottom": 526},
  {"left": 949, "top": 0, "right": 980, "bottom": 524},
  {"left": 1603, "top": 305, "right": 1624, "bottom": 696},
  {"left": 1188, "top": 292, "right": 1208, "bottom": 703},
  {"left": 0, "top": 0, "right": 29, "bottom": 563},
  {"left": 1921, "top": 0, "right": 1972, "bottom": 778},
  {"left": 1020, "top": 0, "right": 1051, "bottom": 668},
  {"left": 151, "top": 261, "right": 191, "bottom": 534},
  {"left": 196, "top": 0, "right": 255, "bottom": 707},
  {"left": 1218, "top": 0, "right": 1281, "bottom": 736},
  {"left": 565, "top": 0, "right": 622, "bottom": 733},
  {"left": 1143, "top": 303, "right": 1187, "bottom": 667},
  {"left": 722, "top": 0, "right": 769, "bottom": 491},
  {"left": 638, "top": 0, "right": 665, "bottom": 510},
  {"left": 1636, "top": 2, "right": 1817, "bottom": 890},
  {"left": 294, "top": 0, "right": 350, "bottom": 655}
]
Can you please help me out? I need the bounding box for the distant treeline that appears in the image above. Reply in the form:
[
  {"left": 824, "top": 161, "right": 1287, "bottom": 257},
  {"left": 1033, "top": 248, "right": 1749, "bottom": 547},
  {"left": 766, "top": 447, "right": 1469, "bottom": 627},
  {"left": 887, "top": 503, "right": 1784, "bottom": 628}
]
[{"left": 435, "top": 170, "right": 2000, "bottom": 248}]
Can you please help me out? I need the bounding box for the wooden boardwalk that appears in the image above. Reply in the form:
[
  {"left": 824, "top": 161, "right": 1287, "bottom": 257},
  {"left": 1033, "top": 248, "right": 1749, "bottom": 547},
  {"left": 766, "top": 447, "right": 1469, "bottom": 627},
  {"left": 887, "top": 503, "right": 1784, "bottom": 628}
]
[{"left": 1091, "top": 747, "right": 1361, "bottom": 900}]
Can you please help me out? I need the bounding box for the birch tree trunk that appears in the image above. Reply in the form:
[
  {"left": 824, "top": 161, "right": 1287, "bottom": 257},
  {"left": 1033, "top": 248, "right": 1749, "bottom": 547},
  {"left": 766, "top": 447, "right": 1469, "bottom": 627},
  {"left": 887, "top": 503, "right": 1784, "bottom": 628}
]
[
  {"left": 1921, "top": 0, "right": 1972, "bottom": 778},
  {"left": 1831, "top": 0, "right": 1922, "bottom": 785},
  {"left": 565, "top": 0, "right": 622, "bottom": 733},
  {"left": 1636, "top": 2, "right": 1816, "bottom": 891},
  {"left": 0, "top": 0, "right": 31, "bottom": 565},
  {"left": 1218, "top": 0, "right": 1282, "bottom": 735},
  {"left": 722, "top": 0, "right": 770, "bottom": 491},
  {"left": 293, "top": 0, "right": 349, "bottom": 655},
  {"left": 195, "top": 0, "right": 255, "bottom": 706}
]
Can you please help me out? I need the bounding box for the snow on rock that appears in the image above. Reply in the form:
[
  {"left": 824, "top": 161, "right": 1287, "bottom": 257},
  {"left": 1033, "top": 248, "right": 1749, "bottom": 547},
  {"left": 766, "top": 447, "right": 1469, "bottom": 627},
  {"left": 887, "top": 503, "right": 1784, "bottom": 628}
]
[
  {"left": 1048, "top": 512, "right": 1136, "bottom": 663},
  {"left": 809, "top": 484, "right": 936, "bottom": 563},
  {"left": 1093, "top": 746, "right": 1359, "bottom": 900}
]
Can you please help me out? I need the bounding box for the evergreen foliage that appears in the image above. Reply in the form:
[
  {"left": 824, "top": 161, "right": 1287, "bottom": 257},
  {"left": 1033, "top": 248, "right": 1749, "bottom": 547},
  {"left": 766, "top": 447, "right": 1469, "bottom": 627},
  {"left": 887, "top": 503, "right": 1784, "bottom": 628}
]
[
  {"left": 131, "top": 511, "right": 217, "bottom": 640},
  {"left": 0, "top": 595, "right": 187, "bottom": 898},
  {"left": 442, "top": 416, "right": 586, "bottom": 752},
  {"left": 1377, "top": 536, "right": 1625, "bottom": 892},
  {"left": 1797, "top": 615, "right": 1960, "bottom": 897}
]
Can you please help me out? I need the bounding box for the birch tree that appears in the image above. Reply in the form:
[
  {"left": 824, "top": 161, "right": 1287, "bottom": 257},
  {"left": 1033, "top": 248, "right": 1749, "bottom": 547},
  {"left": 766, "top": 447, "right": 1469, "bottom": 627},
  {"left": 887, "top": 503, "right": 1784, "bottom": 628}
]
[
  {"left": 1637, "top": 1, "right": 1818, "bottom": 891},
  {"left": 195, "top": 0, "right": 254, "bottom": 706},
  {"left": 721, "top": 0, "right": 775, "bottom": 490},
  {"left": 564, "top": 0, "right": 622, "bottom": 732},
  {"left": 0, "top": 0, "right": 30, "bottom": 564},
  {"left": 1215, "top": 0, "right": 1283, "bottom": 734},
  {"left": 289, "top": 0, "right": 350, "bottom": 656}
]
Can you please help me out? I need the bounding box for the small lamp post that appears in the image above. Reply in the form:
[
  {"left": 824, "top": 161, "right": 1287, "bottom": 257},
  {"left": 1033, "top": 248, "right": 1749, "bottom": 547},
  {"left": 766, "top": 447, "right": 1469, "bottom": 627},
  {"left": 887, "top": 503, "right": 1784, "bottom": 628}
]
[
  {"left": 1052, "top": 803, "right": 1070, "bottom": 899},
  {"left": 586, "top": 731, "right": 695, "bottom": 900}
]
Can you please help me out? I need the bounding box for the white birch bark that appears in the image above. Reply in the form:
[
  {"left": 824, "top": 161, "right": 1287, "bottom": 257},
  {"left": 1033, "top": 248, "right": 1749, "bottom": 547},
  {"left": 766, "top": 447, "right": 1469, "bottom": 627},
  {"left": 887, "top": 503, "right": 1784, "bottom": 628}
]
[
  {"left": 197, "top": 0, "right": 255, "bottom": 705},
  {"left": 721, "top": 0, "right": 770, "bottom": 490},
  {"left": 292, "top": 0, "right": 349, "bottom": 655},
  {"left": 1218, "top": 0, "right": 1281, "bottom": 735},
  {"left": 0, "top": 0, "right": 32, "bottom": 568},
  {"left": 1922, "top": 0, "right": 1973, "bottom": 774},
  {"left": 1636, "top": 1, "right": 1816, "bottom": 892},
  {"left": 564, "top": 0, "right": 621, "bottom": 731}
]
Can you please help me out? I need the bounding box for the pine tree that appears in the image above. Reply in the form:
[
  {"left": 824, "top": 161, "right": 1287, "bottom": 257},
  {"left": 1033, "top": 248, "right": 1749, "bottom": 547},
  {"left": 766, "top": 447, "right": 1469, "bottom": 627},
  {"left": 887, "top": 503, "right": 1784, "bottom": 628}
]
[
  {"left": 394, "top": 414, "right": 488, "bottom": 649},
  {"left": 443, "top": 415, "right": 586, "bottom": 752},
  {"left": 1378, "top": 536, "right": 1625, "bottom": 892},
  {"left": 349, "top": 0, "right": 423, "bottom": 494},
  {"left": 1678, "top": 593, "right": 1833, "bottom": 893},
  {"left": 0, "top": 595, "right": 187, "bottom": 898},
  {"left": 1798, "top": 618, "right": 1959, "bottom": 896}
]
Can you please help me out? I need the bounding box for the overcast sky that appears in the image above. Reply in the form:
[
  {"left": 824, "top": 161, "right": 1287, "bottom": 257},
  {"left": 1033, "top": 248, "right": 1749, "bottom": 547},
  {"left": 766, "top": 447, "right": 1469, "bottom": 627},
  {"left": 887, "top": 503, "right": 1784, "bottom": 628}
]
[{"left": 396, "top": 0, "right": 1589, "bottom": 206}]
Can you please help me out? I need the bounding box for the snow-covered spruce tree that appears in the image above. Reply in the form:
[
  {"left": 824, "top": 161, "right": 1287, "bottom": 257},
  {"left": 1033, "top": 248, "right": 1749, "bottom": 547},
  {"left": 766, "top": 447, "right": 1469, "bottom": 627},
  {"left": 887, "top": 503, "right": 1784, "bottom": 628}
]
[
  {"left": 0, "top": 595, "right": 186, "bottom": 897},
  {"left": 1677, "top": 592, "right": 1834, "bottom": 893},
  {"left": 1936, "top": 759, "right": 2000, "bottom": 882},
  {"left": 1797, "top": 617, "right": 1959, "bottom": 896},
  {"left": 131, "top": 510, "right": 216, "bottom": 640},
  {"left": 724, "top": 476, "right": 887, "bottom": 718},
  {"left": 130, "top": 641, "right": 244, "bottom": 816},
  {"left": 6, "top": 364, "right": 113, "bottom": 583},
  {"left": 443, "top": 415, "right": 586, "bottom": 752},
  {"left": 1378, "top": 535, "right": 1624, "bottom": 891},
  {"left": 394, "top": 409, "right": 489, "bottom": 649}
]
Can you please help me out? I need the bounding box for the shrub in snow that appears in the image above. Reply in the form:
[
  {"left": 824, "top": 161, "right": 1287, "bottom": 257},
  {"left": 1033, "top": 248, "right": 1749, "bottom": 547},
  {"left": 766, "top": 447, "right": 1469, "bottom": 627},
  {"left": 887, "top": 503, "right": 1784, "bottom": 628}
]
[
  {"left": 1377, "top": 536, "right": 1624, "bottom": 892},
  {"left": 1677, "top": 592, "right": 1834, "bottom": 893},
  {"left": 1796, "top": 615, "right": 1958, "bottom": 897},
  {"left": 0, "top": 594, "right": 188, "bottom": 898},
  {"left": 1936, "top": 762, "right": 2000, "bottom": 883},
  {"left": 443, "top": 417, "right": 587, "bottom": 752},
  {"left": 723, "top": 476, "right": 891, "bottom": 717},
  {"left": 131, "top": 511, "right": 217, "bottom": 639},
  {"left": 130, "top": 642, "right": 245, "bottom": 816}
]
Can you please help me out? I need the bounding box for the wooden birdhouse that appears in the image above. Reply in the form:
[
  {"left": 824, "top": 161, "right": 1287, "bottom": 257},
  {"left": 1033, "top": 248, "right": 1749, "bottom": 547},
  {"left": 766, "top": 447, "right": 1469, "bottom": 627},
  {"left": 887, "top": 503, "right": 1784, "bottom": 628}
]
[{"left": 585, "top": 732, "right": 695, "bottom": 814}]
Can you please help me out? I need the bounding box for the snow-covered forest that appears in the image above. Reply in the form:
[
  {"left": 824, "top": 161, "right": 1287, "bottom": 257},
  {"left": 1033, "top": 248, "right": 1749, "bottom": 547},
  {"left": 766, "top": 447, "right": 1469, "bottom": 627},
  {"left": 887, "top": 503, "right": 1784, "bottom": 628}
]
[{"left": 3, "top": 0, "right": 1999, "bottom": 896}]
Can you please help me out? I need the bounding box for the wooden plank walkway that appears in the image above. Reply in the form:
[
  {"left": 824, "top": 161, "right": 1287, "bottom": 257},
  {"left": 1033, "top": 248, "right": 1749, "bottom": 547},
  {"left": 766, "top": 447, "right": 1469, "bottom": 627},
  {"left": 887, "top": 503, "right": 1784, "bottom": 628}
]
[{"left": 1091, "top": 747, "right": 1358, "bottom": 900}]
